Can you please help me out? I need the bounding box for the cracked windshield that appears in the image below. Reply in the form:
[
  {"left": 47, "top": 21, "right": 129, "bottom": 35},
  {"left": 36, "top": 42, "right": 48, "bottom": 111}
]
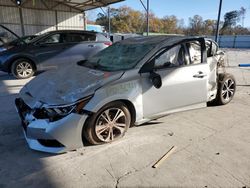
[{"left": 83, "top": 42, "right": 156, "bottom": 71}]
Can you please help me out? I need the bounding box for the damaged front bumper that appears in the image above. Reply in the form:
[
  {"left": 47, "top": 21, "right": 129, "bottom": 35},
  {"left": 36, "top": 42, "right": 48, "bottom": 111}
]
[{"left": 15, "top": 98, "right": 88, "bottom": 153}]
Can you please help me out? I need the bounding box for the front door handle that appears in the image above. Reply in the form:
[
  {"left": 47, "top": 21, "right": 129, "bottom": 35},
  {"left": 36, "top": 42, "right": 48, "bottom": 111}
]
[{"left": 193, "top": 71, "right": 207, "bottom": 78}]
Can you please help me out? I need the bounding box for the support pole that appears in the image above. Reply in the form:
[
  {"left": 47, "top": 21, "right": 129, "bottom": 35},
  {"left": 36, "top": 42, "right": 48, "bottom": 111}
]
[
  {"left": 146, "top": 0, "right": 149, "bottom": 36},
  {"left": 18, "top": 7, "right": 25, "bottom": 36},
  {"left": 108, "top": 6, "right": 111, "bottom": 37},
  {"left": 215, "top": 0, "right": 223, "bottom": 43},
  {"left": 55, "top": 10, "right": 58, "bottom": 30},
  {"left": 139, "top": 0, "right": 149, "bottom": 36}
]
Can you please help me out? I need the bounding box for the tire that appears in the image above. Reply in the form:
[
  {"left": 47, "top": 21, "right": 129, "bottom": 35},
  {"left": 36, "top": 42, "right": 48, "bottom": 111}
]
[
  {"left": 84, "top": 102, "right": 131, "bottom": 145},
  {"left": 213, "top": 73, "right": 236, "bottom": 105},
  {"left": 11, "top": 58, "right": 35, "bottom": 79}
]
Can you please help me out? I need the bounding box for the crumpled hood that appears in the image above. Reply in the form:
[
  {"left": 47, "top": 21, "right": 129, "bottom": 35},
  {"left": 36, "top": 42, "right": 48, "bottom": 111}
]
[{"left": 21, "top": 64, "right": 123, "bottom": 106}]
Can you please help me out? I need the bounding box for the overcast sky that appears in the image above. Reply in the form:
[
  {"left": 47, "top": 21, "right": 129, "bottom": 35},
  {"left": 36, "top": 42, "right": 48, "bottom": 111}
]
[{"left": 87, "top": 0, "right": 250, "bottom": 27}]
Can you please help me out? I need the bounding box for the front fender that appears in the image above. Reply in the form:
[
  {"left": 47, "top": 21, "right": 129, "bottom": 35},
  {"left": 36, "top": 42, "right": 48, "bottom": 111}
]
[{"left": 84, "top": 79, "right": 143, "bottom": 122}]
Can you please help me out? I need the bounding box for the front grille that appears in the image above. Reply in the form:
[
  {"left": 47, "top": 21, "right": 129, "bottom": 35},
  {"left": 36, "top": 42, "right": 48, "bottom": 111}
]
[{"left": 38, "top": 139, "right": 65, "bottom": 148}]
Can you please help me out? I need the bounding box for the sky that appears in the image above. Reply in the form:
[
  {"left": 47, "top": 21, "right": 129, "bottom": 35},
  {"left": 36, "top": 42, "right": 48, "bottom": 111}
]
[{"left": 87, "top": 0, "right": 250, "bottom": 27}]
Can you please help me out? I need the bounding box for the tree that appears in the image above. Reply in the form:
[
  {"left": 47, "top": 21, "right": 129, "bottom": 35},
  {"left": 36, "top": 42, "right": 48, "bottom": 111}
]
[
  {"left": 203, "top": 19, "right": 217, "bottom": 35},
  {"left": 222, "top": 10, "right": 240, "bottom": 31},
  {"left": 239, "top": 7, "right": 246, "bottom": 27},
  {"left": 95, "top": 6, "right": 250, "bottom": 35},
  {"left": 96, "top": 6, "right": 144, "bottom": 33},
  {"left": 161, "top": 15, "right": 183, "bottom": 34},
  {"left": 187, "top": 15, "right": 204, "bottom": 35}
]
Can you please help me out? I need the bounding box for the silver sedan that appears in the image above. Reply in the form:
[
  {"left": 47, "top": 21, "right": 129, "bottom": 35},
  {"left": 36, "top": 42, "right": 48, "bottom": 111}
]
[{"left": 15, "top": 36, "right": 236, "bottom": 153}]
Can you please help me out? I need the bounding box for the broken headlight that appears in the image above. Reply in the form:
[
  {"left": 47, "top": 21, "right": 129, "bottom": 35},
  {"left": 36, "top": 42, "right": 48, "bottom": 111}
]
[{"left": 34, "top": 95, "right": 93, "bottom": 122}]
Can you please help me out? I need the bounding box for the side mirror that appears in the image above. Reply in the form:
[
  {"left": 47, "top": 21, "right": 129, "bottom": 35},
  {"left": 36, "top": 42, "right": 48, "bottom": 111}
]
[{"left": 149, "top": 72, "right": 162, "bottom": 89}]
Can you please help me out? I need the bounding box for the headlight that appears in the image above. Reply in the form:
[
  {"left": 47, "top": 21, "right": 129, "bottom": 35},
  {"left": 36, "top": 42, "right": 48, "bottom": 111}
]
[{"left": 34, "top": 95, "right": 93, "bottom": 122}]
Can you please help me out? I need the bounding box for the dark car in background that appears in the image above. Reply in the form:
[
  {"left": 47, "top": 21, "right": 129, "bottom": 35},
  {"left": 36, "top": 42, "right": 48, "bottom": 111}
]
[{"left": 0, "top": 25, "right": 112, "bottom": 79}]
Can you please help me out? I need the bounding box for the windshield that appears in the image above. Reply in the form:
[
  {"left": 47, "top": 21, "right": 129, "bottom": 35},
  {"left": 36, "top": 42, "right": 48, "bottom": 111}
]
[{"left": 82, "top": 42, "right": 156, "bottom": 71}]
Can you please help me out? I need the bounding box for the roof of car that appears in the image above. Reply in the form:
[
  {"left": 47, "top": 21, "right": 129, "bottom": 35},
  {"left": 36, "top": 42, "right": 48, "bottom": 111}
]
[
  {"left": 118, "top": 35, "right": 209, "bottom": 46},
  {"left": 46, "top": 30, "right": 99, "bottom": 35}
]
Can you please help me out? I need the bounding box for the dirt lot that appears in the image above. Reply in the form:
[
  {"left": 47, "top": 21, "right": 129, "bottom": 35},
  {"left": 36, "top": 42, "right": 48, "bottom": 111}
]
[{"left": 0, "top": 49, "right": 249, "bottom": 188}]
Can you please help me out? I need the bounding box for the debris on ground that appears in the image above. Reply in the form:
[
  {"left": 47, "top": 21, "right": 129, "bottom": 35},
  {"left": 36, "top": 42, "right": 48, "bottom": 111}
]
[
  {"left": 152, "top": 146, "right": 177, "bottom": 168},
  {"left": 168, "top": 132, "right": 174, "bottom": 136}
]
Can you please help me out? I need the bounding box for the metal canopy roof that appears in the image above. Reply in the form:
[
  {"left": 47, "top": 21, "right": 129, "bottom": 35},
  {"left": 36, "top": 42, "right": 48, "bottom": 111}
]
[{"left": 55, "top": 0, "right": 125, "bottom": 11}]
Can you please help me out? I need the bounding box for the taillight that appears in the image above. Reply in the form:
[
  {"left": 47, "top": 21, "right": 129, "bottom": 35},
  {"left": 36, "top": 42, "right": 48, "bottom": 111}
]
[{"left": 104, "top": 41, "right": 112, "bottom": 46}]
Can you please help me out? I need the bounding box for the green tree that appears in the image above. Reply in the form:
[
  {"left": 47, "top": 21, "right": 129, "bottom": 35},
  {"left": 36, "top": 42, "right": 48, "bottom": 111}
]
[
  {"left": 96, "top": 6, "right": 144, "bottom": 33},
  {"left": 95, "top": 6, "right": 250, "bottom": 35}
]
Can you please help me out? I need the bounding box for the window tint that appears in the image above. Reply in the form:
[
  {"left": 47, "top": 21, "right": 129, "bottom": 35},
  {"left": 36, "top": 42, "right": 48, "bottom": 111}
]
[
  {"left": 65, "top": 33, "right": 96, "bottom": 43},
  {"left": 154, "top": 44, "right": 188, "bottom": 69},
  {"left": 41, "top": 34, "right": 61, "bottom": 44},
  {"left": 187, "top": 42, "right": 202, "bottom": 64}
]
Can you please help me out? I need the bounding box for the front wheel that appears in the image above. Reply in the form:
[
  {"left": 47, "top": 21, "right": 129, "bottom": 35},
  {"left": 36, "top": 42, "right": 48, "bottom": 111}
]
[
  {"left": 214, "top": 73, "right": 236, "bottom": 105},
  {"left": 84, "top": 102, "right": 131, "bottom": 145},
  {"left": 11, "top": 58, "right": 35, "bottom": 79}
]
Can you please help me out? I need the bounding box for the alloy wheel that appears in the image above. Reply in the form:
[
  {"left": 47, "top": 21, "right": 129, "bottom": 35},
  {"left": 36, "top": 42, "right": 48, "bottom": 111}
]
[
  {"left": 95, "top": 108, "right": 127, "bottom": 142},
  {"left": 16, "top": 61, "right": 33, "bottom": 78},
  {"left": 221, "top": 78, "right": 235, "bottom": 102}
]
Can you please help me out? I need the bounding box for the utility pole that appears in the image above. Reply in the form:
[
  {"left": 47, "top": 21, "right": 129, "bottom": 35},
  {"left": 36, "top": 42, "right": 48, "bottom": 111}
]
[{"left": 215, "top": 0, "right": 223, "bottom": 43}]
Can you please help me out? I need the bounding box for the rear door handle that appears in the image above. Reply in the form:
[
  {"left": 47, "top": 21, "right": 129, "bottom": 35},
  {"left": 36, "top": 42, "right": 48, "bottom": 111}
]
[
  {"left": 193, "top": 71, "right": 207, "bottom": 78},
  {"left": 88, "top": 44, "right": 95, "bottom": 47}
]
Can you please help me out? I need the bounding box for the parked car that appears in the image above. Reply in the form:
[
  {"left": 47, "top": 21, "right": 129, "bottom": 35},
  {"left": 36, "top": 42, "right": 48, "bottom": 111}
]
[
  {"left": 15, "top": 36, "right": 236, "bottom": 153},
  {"left": 0, "top": 25, "right": 112, "bottom": 79}
]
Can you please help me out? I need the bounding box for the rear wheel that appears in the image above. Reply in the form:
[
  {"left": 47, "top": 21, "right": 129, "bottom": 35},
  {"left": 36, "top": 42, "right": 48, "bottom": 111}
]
[
  {"left": 214, "top": 73, "right": 236, "bottom": 105},
  {"left": 11, "top": 58, "right": 35, "bottom": 79},
  {"left": 84, "top": 102, "right": 131, "bottom": 145}
]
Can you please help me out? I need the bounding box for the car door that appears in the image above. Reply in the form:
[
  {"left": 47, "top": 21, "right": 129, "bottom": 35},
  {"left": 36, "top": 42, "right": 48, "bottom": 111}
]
[
  {"left": 31, "top": 33, "right": 67, "bottom": 70},
  {"left": 62, "top": 32, "right": 101, "bottom": 63},
  {"left": 140, "top": 39, "right": 209, "bottom": 118}
]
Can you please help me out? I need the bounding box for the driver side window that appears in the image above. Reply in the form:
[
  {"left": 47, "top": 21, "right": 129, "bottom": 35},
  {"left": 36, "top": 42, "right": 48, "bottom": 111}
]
[{"left": 154, "top": 44, "right": 188, "bottom": 69}]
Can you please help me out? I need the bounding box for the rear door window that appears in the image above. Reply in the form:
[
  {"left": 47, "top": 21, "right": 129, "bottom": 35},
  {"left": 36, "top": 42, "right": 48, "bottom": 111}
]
[
  {"left": 40, "top": 34, "right": 61, "bottom": 44},
  {"left": 65, "top": 33, "right": 96, "bottom": 43}
]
